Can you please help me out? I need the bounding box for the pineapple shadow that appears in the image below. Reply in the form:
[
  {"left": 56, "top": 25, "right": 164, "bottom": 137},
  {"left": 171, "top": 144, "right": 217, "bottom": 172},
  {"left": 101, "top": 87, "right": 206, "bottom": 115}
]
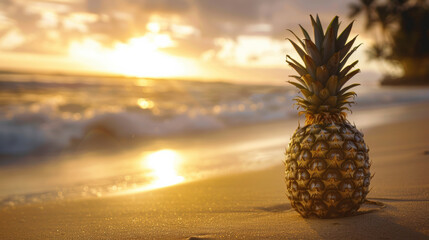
[
  {"left": 302, "top": 206, "right": 428, "bottom": 239},
  {"left": 256, "top": 198, "right": 428, "bottom": 238},
  {"left": 255, "top": 203, "right": 293, "bottom": 213},
  {"left": 295, "top": 198, "right": 429, "bottom": 239}
]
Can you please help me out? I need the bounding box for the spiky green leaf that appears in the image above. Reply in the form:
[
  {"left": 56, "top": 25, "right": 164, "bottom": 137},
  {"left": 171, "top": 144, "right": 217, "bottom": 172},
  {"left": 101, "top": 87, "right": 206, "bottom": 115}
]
[
  {"left": 339, "top": 43, "right": 362, "bottom": 71},
  {"left": 288, "top": 38, "right": 306, "bottom": 62},
  {"left": 339, "top": 60, "right": 358, "bottom": 79},
  {"left": 310, "top": 94, "right": 322, "bottom": 106},
  {"left": 310, "top": 15, "right": 324, "bottom": 50},
  {"left": 316, "top": 66, "right": 329, "bottom": 84},
  {"left": 311, "top": 82, "right": 320, "bottom": 96},
  {"left": 287, "top": 29, "right": 305, "bottom": 48},
  {"left": 326, "top": 75, "right": 338, "bottom": 95},
  {"left": 303, "top": 55, "right": 317, "bottom": 80},
  {"left": 301, "top": 74, "right": 314, "bottom": 91},
  {"left": 340, "top": 106, "right": 351, "bottom": 112},
  {"left": 326, "top": 52, "right": 340, "bottom": 75},
  {"left": 339, "top": 83, "right": 360, "bottom": 95},
  {"left": 316, "top": 15, "right": 323, "bottom": 30},
  {"left": 299, "top": 24, "right": 311, "bottom": 41},
  {"left": 338, "top": 91, "right": 357, "bottom": 101},
  {"left": 327, "top": 16, "right": 340, "bottom": 39},
  {"left": 294, "top": 97, "right": 311, "bottom": 108},
  {"left": 295, "top": 102, "right": 307, "bottom": 109},
  {"left": 322, "top": 23, "right": 336, "bottom": 62},
  {"left": 339, "top": 36, "right": 357, "bottom": 60},
  {"left": 288, "top": 81, "right": 306, "bottom": 90},
  {"left": 336, "top": 21, "right": 354, "bottom": 50},
  {"left": 300, "top": 88, "right": 312, "bottom": 98},
  {"left": 304, "top": 39, "right": 322, "bottom": 66},
  {"left": 338, "top": 100, "right": 355, "bottom": 108},
  {"left": 289, "top": 75, "right": 308, "bottom": 88},
  {"left": 322, "top": 16, "right": 339, "bottom": 62},
  {"left": 338, "top": 69, "right": 360, "bottom": 90},
  {"left": 286, "top": 56, "right": 307, "bottom": 76}
]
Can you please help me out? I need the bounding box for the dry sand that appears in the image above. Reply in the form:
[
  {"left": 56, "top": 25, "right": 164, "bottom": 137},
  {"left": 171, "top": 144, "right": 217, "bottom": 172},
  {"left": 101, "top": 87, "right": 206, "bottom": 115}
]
[{"left": 1, "top": 103, "right": 429, "bottom": 239}]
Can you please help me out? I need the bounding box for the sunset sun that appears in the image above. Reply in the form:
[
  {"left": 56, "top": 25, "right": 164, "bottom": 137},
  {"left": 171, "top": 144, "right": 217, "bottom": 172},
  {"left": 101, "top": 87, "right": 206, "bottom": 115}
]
[{"left": 68, "top": 22, "right": 195, "bottom": 78}]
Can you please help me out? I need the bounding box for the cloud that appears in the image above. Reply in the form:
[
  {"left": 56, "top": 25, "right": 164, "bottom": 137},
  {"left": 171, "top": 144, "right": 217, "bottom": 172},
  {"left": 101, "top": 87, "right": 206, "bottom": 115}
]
[{"left": 0, "top": 0, "right": 358, "bottom": 70}]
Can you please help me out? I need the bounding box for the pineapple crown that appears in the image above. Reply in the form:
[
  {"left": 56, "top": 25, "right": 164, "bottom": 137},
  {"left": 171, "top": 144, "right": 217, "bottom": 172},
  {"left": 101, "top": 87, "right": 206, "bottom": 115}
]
[{"left": 286, "top": 15, "right": 361, "bottom": 124}]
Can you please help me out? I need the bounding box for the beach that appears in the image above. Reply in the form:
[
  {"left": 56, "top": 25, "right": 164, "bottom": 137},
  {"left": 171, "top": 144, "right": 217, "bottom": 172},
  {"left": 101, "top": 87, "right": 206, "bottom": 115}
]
[
  {"left": 0, "top": 101, "right": 428, "bottom": 239},
  {"left": 1, "top": 0, "right": 429, "bottom": 238}
]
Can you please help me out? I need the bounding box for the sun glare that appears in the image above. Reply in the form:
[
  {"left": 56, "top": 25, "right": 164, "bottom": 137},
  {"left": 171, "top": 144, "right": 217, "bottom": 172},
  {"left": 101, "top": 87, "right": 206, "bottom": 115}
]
[
  {"left": 146, "top": 22, "right": 161, "bottom": 33},
  {"left": 143, "top": 149, "right": 185, "bottom": 189},
  {"left": 68, "top": 29, "right": 196, "bottom": 78},
  {"left": 137, "top": 98, "right": 154, "bottom": 109}
]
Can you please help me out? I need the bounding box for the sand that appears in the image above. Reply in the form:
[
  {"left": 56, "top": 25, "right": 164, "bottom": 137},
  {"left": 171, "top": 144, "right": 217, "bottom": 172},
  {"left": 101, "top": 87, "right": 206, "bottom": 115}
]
[{"left": 1, "top": 103, "right": 429, "bottom": 239}]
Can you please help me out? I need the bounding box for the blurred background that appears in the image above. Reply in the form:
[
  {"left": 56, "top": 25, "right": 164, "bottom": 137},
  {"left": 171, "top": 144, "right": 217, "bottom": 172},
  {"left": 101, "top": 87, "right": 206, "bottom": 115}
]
[{"left": 0, "top": 0, "right": 428, "bottom": 206}]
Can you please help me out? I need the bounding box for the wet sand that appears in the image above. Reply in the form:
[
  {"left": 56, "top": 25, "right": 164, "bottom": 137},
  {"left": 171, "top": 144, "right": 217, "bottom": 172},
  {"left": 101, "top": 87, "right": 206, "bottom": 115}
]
[{"left": 0, "top": 102, "right": 429, "bottom": 239}]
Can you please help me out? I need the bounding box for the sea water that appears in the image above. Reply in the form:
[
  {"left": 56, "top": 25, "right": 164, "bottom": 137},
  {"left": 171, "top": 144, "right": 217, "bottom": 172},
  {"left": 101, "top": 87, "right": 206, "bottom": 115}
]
[{"left": 0, "top": 74, "right": 297, "bottom": 156}]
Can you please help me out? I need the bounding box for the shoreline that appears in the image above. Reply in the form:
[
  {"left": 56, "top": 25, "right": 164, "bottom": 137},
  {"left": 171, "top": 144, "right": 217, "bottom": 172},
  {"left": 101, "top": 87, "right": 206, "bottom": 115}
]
[
  {"left": 0, "top": 101, "right": 429, "bottom": 239},
  {"left": 2, "top": 99, "right": 428, "bottom": 160}
]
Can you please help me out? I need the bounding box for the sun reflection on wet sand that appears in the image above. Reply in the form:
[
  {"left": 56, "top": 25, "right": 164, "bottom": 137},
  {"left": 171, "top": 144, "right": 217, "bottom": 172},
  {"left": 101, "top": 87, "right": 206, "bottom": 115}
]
[
  {"left": 143, "top": 149, "right": 185, "bottom": 189},
  {"left": 117, "top": 149, "right": 185, "bottom": 195}
]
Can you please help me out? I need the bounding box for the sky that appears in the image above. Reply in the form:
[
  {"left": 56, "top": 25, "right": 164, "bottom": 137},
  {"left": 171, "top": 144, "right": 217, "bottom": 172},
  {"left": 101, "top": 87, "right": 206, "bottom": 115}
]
[{"left": 0, "top": 0, "right": 389, "bottom": 84}]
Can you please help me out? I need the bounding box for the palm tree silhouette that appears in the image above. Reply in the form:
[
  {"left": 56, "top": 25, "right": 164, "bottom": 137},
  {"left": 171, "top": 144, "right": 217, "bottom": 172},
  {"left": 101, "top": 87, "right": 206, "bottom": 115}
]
[{"left": 349, "top": 0, "right": 429, "bottom": 85}]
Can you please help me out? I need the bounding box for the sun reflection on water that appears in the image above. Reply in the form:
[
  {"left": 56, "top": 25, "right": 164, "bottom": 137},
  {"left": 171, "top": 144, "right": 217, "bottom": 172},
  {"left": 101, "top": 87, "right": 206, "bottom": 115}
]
[
  {"left": 137, "top": 98, "right": 154, "bottom": 109},
  {"left": 142, "top": 149, "right": 185, "bottom": 189}
]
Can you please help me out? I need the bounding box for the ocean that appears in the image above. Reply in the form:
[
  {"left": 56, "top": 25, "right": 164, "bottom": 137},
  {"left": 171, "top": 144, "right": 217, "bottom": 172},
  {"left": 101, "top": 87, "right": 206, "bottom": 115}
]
[
  {"left": 0, "top": 73, "right": 296, "bottom": 156},
  {"left": 1, "top": 73, "right": 429, "bottom": 207}
]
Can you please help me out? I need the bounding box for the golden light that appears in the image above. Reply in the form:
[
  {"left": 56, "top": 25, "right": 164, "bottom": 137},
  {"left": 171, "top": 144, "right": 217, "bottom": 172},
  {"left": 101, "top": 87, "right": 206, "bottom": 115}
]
[
  {"left": 146, "top": 22, "right": 161, "bottom": 33},
  {"left": 137, "top": 98, "right": 154, "bottom": 109},
  {"left": 68, "top": 29, "right": 198, "bottom": 78},
  {"left": 135, "top": 78, "right": 154, "bottom": 87},
  {"left": 143, "top": 149, "right": 185, "bottom": 189}
]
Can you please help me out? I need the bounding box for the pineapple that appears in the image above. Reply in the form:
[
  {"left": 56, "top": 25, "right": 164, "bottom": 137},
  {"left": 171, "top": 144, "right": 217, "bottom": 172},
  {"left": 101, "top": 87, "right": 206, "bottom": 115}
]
[{"left": 285, "top": 15, "right": 371, "bottom": 218}]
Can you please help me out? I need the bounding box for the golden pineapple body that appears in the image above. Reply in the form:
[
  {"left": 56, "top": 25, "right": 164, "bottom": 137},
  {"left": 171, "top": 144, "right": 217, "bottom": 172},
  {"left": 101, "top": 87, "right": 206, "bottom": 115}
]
[{"left": 285, "top": 122, "right": 370, "bottom": 218}]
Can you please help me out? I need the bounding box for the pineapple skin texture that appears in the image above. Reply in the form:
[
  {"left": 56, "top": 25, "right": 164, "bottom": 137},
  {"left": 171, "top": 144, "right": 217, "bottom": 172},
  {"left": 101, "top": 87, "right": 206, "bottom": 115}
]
[{"left": 285, "top": 122, "right": 370, "bottom": 218}]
